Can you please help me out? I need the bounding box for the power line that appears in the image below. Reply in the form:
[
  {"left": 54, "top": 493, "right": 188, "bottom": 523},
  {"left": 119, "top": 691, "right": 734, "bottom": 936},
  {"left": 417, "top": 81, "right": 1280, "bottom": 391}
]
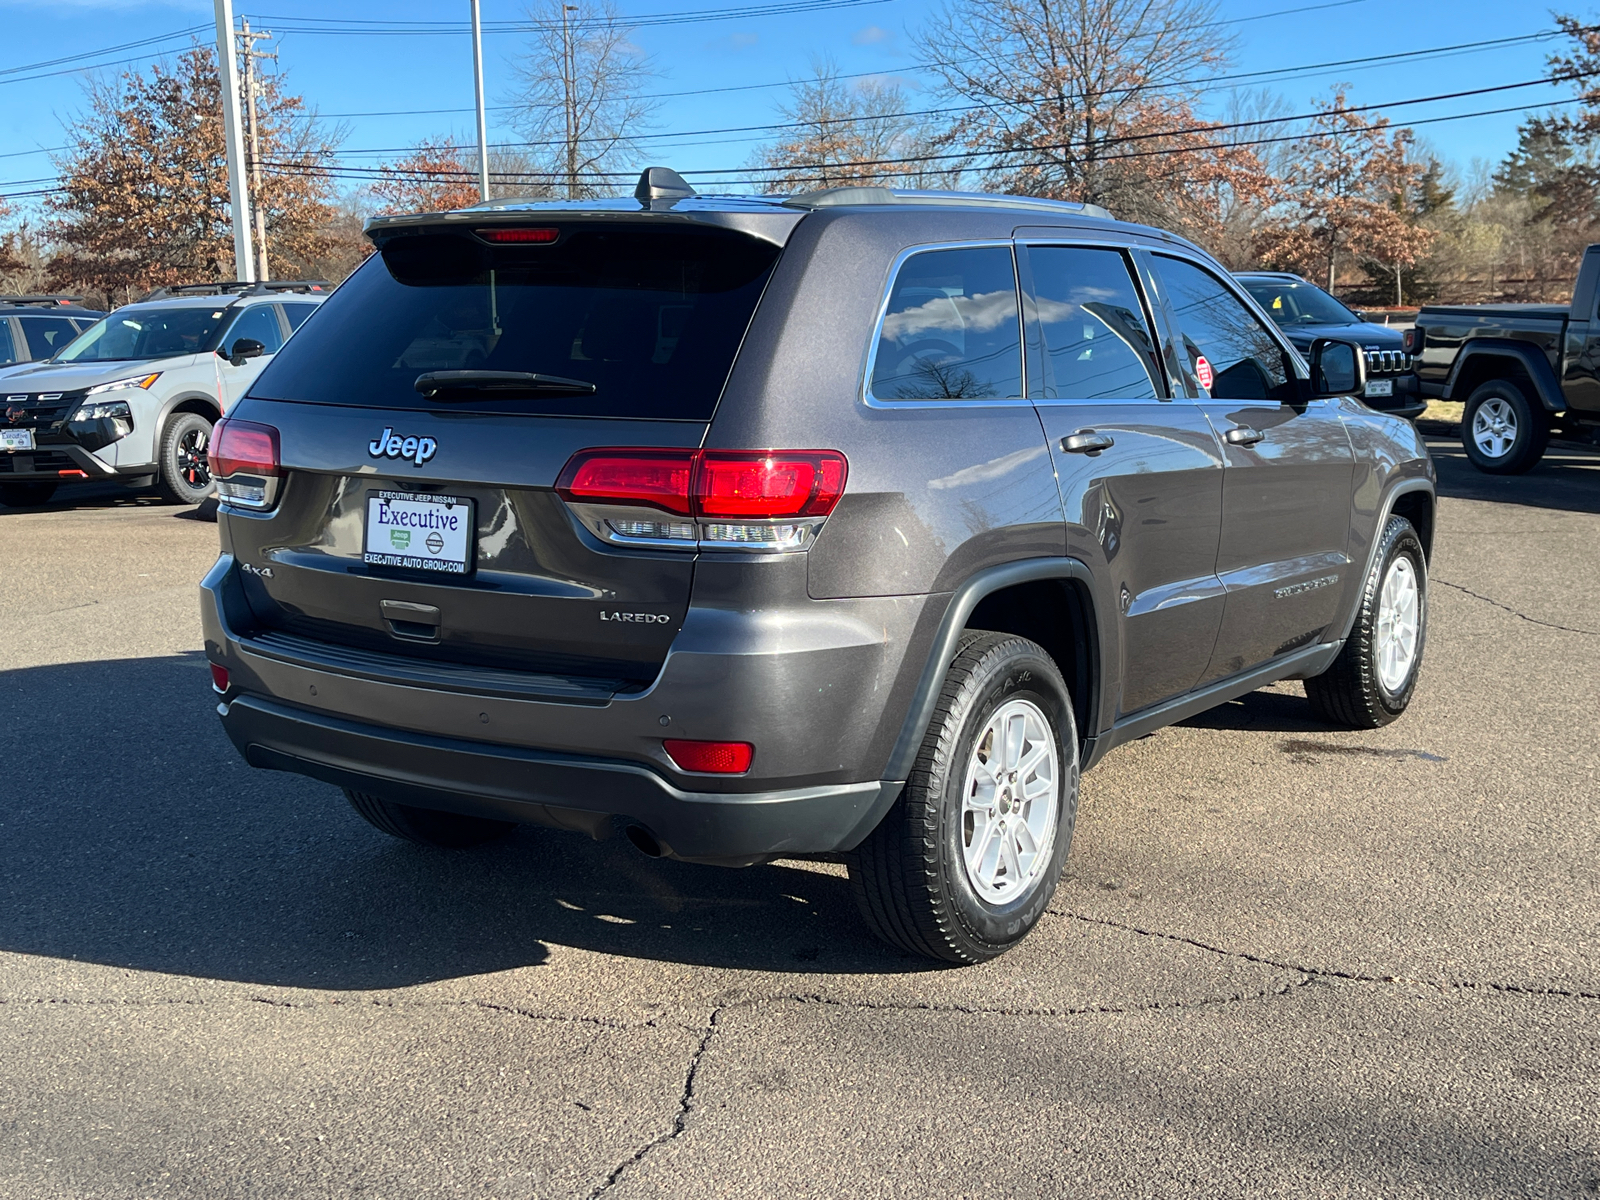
[
  {"left": 252, "top": 0, "right": 897, "bottom": 36},
  {"left": 0, "top": 25, "right": 208, "bottom": 79}
]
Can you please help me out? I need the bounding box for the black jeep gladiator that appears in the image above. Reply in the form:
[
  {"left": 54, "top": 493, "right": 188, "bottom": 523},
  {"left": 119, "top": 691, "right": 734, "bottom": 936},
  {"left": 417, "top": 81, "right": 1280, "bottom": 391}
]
[{"left": 1410, "top": 242, "right": 1600, "bottom": 473}]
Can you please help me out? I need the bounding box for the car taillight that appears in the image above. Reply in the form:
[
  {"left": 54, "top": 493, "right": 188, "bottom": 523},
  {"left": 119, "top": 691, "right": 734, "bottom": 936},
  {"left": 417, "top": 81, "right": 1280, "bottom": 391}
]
[
  {"left": 1401, "top": 327, "right": 1422, "bottom": 354},
  {"left": 210, "top": 418, "right": 281, "bottom": 510},
  {"left": 210, "top": 418, "right": 280, "bottom": 478},
  {"left": 209, "top": 663, "right": 230, "bottom": 693},
  {"left": 555, "top": 448, "right": 848, "bottom": 550},
  {"left": 695, "top": 451, "right": 846, "bottom": 519},
  {"left": 663, "top": 739, "right": 754, "bottom": 774},
  {"left": 557, "top": 449, "right": 696, "bottom": 516}
]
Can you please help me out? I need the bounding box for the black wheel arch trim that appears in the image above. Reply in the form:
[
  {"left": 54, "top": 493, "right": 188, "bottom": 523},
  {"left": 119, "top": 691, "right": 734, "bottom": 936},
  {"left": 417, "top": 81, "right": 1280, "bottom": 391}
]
[
  {"left": 880, "top": 557, "right": 1103, "bottom": 785},
  {"left": 1442, "top": 341, "right": 1564, "bottom": 413},
  {"left": 1335, "top": 479, "right": 1434, "bottom": 645}
]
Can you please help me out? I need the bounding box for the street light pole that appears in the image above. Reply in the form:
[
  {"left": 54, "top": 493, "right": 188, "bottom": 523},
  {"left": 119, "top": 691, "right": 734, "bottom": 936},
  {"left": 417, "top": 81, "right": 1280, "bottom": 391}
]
[
  {"left": 214, "top": 0, "right": 255, "bottom": 282},
  {"left": 470, "top": 0, "right": 490, "bottom": 202}
]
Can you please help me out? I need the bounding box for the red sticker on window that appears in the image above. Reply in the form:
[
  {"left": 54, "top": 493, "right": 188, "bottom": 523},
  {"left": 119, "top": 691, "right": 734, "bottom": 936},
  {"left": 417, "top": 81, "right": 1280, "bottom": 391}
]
[{"left": 1195, "top": 355, "right": 1214, "bottom": 391}]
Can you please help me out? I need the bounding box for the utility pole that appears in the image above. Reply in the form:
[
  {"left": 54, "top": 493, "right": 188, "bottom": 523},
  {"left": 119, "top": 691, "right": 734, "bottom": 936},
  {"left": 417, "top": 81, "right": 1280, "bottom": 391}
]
[
  {"left": 239, "top": 19, "right": 276, "bottom": 282},
  {"left": 562, "top": 4, "right": 578, "bottom": 199},
  {"left": 214, "top": 0, "right": 254, "bottom": 282},
  {"left": 470, "top": 0, "right": 490, "bottom": 202}
]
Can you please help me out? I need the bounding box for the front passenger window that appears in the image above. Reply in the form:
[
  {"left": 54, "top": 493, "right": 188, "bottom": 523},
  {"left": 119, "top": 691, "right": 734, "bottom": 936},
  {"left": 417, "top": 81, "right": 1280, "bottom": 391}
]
[
  {"left": 870, "top": 246, "right": 1023, "bottom": 401},
  {"left": 1156, "top": 255, "right": 1296, "bottom": 402}
]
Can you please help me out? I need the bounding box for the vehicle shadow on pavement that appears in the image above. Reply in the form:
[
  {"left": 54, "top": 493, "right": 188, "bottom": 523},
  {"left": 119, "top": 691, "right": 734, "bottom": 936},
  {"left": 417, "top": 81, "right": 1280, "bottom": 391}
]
[
  {"left": 1176, "top": 686, "right": 1329, "bottom": 733},
  {"left": 1425, "top": 432, "right": 1600, "bottom": 515},
  {"left": 0, "top": 653, "right": 926, "bottom": 990}
]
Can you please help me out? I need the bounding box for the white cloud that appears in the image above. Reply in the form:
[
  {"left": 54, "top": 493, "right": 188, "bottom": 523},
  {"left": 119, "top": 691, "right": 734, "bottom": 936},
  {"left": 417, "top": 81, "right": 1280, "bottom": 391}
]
[{"left": 852, "top": 24, "right": 890, "bottom": 45}]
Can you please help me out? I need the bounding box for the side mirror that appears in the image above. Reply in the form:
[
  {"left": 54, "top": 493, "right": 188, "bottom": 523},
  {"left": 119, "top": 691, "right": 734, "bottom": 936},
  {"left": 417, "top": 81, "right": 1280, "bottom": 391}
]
[
  {"left": 1310, "top": 338, "right": 1366, "bottom": 397},
  {"left": 228, "top": 337, "right": 266, "bottom": 367}
]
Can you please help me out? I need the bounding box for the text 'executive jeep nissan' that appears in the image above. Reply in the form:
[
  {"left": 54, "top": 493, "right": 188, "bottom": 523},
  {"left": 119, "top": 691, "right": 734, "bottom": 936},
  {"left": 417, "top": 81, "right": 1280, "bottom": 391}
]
[{"left": 201, "top": 169, "right": 1435, "bottom": 963}]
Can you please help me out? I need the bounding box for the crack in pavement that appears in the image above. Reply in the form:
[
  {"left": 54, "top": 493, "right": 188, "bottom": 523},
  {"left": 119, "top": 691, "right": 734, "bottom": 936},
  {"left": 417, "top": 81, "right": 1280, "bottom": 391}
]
[
  {"left": 1433, "top": 577, "right": 1600, "bottom": 636},
  {"left": 586, "top": 1004, "right": 725, "bottom": 1199},
  {"left": 779, "top": 981, "right": 1311, "bottom": 1020},
  {"left": 1052, "top": 910, "right": 1600, "bottom": 1001}
]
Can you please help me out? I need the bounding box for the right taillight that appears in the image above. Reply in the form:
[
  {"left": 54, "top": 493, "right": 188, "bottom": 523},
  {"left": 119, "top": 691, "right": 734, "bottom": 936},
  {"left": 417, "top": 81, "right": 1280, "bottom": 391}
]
[
  {"left": 555, "top": 448, "right": 848, "bottom": 551},
  {"left": 1401, "top": 327, "right": 1422, "bottom": 355},
  {"left": 210, "top": 417, "right": 282, "bottom": 510}
]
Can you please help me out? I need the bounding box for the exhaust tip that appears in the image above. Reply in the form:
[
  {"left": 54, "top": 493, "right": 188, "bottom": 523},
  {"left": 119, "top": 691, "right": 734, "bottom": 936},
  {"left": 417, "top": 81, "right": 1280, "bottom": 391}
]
[{"left": 624, "top": 825, "right": 664, "bottom": 858}]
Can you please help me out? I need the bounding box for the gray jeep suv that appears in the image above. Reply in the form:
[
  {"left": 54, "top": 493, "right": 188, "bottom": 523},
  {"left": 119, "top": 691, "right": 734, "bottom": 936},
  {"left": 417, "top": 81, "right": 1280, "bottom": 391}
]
[{"left": 201, "top": 170, "right": 1435, "bottom": 963}]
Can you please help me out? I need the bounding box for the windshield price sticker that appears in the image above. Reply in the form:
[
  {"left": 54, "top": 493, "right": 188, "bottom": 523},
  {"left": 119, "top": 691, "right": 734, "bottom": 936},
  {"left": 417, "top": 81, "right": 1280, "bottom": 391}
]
[{"left": 363, "top": 490, "right": 473, "bottom": 574}]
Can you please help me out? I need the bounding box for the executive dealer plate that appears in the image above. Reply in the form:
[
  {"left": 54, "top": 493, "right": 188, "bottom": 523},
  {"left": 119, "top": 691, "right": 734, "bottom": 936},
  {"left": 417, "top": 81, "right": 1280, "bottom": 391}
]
[
  {"left": 1365, "top": 378, "right": 1394, "bottom": 398},
  {"left": 1, "top": 429, "right": 36, "bottom": 451},
  {"left": 363, "top": 490, "right": 475, "bottom": 574}
]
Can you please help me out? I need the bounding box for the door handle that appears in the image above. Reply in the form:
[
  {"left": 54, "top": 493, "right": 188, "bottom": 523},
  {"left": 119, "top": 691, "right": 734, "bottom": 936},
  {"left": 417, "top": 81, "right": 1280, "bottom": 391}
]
[
  {"left": 1060, "top": 430, "right": 1115, "bottom": 455},
  {"left": 381, "top": 599, "right": 441, "bottom": 643},
  {"left": 1224, "top": 425, "right": 1264, "bottom": 446}
]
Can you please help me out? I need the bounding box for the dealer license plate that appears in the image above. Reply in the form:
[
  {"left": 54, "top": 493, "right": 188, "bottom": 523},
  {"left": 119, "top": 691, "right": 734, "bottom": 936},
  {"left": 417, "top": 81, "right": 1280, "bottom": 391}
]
[
  {"left": 1365, "top": 378, "right": 1394, "bottom": 398},
  {"left": 1, "top": 428, "right": 35, "bottom": 451},
  {"left": 363, "top": 491, "right": 474, "bottom": 574}
]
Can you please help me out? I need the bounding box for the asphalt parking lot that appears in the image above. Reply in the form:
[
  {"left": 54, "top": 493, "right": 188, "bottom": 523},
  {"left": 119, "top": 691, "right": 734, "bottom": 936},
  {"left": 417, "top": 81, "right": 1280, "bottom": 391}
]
[{"left": 1, "top": 435, "right": 1596, "bottom": 1199}]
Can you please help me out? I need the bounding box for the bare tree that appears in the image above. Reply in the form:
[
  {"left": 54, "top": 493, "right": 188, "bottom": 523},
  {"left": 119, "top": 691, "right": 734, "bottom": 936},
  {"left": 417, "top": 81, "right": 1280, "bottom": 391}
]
[
  {"left": 508, "top": 0, "right": 658, "bottom": 198},
  {"left": 748, "top": 59, "right": 950, "bottom": 192},
  {"left": 913, "top": 0, "right": 1271, "bottom": 238}
]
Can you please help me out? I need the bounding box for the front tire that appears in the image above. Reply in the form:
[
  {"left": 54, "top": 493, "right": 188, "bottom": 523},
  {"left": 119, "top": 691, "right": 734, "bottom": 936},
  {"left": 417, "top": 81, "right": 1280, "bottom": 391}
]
[
  {"left": 1305, "top": 516, "right": 1427, "bottom": 729},
  {"left": 847, "top": 632, "right": 1079, "bottom": 964},
  {"left": 344, "top": 789, "right": 517, "bottom": 848},
  {"left": 154, "top": 411, "right": 215, "bottom": 505},
  {"left": 1462, "top": 380, "right": 1548, "bottom": 474}
]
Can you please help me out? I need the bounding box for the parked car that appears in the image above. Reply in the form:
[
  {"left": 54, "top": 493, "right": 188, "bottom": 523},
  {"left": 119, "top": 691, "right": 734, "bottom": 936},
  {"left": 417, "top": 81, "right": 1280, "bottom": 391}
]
[
  {"left": 1234, "top": 272, "right": 1423, "bottom": 419},
  {"left": 0, "top": 295, "right": 106, "bottom": 367},
  {"left": 1408, "top": 245, "right": 1600, "bottom": 472},
  {"left": 0, "top": 281, "right": 326, "bottom": 508},
  {"left": 202, "top": 171, "right": 1434, "bottom": 964}
]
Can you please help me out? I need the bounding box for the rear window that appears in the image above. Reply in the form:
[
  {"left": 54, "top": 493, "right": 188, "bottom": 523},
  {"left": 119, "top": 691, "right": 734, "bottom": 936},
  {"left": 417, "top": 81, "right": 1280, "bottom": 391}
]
[{"left": 249, "top": 225, "right": 783, "bottom": 419}]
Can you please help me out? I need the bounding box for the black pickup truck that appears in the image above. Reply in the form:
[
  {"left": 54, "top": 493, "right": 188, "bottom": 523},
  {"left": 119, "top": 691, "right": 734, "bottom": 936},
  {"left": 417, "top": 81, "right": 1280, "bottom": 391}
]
[{"left": 1409, "top": 243, "right": 1600, "bottom": 473}]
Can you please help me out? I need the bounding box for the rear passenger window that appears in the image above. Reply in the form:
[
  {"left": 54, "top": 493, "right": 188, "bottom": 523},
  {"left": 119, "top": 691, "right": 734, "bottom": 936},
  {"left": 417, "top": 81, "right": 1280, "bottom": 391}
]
[
  {"left": 870, "top": 246, "right": 1022, "bottom": 401},
  {"left": 1156, "top": 255, "right": 1296, "bottom": 402},
  {"left": 282, "top": 302, "right": 317, "bottom": 332},
  {"left": 18, "top": 315, "right": 78, "bottom": 359},
  {"left": 1025, "top": 246, "right": 1162, "bottom": 400},
  {"left": 222, "top": 304, "right": 285, "bottom": 354}
]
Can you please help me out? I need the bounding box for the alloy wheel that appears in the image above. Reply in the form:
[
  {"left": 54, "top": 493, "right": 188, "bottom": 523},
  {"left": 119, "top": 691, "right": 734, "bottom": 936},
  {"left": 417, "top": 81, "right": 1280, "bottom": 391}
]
[
  {"left": 1376, "top": 555, "right": 1421, "bottom": 694},
  {"left": 1471, "top": 397, "right": 1517, "bottom": 460},
  {"left": 959, "top": 697, "right": 1059, "bottom": 904}
]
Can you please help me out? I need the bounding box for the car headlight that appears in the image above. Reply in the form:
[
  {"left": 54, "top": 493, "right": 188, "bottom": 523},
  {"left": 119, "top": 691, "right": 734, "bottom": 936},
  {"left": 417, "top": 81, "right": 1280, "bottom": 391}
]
[
  {"left": 84, "top": 372, "right": 160, "bottom": 397},
  {"left": 74, "top": 399, "right": 133, "bottom": 422},
  {"left": 67, "top": 398, "right": 134, "bottom": 450}
]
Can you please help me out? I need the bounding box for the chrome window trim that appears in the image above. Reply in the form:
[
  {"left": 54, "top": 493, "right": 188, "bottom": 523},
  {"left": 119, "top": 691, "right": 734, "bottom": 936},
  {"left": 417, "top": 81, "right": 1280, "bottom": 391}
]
[
  {"left": 1015, "top": 237, "right": 1186, "bottom": 408},
  {"left": 860, "top": 239, "right": 1034, "bottom": 411}
]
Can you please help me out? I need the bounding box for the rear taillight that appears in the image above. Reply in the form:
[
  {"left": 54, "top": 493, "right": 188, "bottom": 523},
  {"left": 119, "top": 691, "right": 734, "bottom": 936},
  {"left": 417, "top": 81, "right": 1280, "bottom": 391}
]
[
  {"left": 1401, "top": 327, "right": 1422, "bottom": 355},
  {"left": 557, "top": 449, "right": 695, "bottom": 516},
  {"left": 209, "top": 663, "right": 230, "bottom": 693},
  {"left": 210, "top": 417, "right": 282, "bottom": 510},
  {"left": 556, "top": 448, "right": 847, "bottom": 550},
  {"left": 663, "top": 739, "right": 754, "bottom": 774}
]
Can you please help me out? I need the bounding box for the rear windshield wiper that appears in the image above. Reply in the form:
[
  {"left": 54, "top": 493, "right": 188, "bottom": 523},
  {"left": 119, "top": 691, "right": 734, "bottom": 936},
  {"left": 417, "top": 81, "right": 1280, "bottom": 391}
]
[{"left": 413, "top": 370, "right": 597, "bottom": 400}]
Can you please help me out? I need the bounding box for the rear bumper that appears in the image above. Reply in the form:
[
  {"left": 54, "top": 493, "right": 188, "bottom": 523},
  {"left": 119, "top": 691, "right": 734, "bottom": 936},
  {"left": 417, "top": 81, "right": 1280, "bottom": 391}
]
[
  {"left": 201, "top": 554, "right": 922, "bottom": 862},
  {"left": 220, "top": 693, "right": 897, "bottom": 863}
]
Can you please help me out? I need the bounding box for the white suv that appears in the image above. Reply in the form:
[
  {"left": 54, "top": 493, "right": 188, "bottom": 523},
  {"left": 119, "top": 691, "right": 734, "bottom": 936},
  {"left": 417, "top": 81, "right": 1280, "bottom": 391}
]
[{"left": 0, "top": 281, "right": 327, "bottom": 507}]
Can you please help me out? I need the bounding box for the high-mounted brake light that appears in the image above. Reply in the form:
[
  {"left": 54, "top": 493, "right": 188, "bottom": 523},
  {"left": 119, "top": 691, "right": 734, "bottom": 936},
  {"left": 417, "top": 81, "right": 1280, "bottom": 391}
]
[
  {"left": 663, "top": 739, "right": 754, "bottom": 774},
  {"left": 477, "top": 227, "right": 560, "bottom": 244},
  {"left": 210, "top": 418, "right": 282, "bottom": 510}
]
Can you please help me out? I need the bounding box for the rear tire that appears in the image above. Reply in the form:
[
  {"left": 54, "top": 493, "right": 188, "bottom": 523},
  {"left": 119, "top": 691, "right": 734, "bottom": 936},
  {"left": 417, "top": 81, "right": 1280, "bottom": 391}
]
[
  {"left": 1305, "top": 516, "right": 1427, "bottom": 729},
  {"left": 0, "top": 482, "right": 58, "bottom": 508},
  {"left": 154, "top": 411, "right": 215, "bottom": 505},
  {"left": 344, "top": 789, "right": 517, "bottom": 848},
  {"left": 1461, "top": 380, "right": 1548, "bottom": 475},
  {"left": 846, "top": 632, "right": 1078, "bottom": 964}
]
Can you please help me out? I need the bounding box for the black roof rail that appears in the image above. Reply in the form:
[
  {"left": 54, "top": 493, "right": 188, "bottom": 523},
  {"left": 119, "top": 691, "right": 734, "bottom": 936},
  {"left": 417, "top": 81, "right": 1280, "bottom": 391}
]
[
  {"left": 0, "top": 294, "right": 88, "bottom": 307},
  {"left": 138, "top": 280, "right": 332, "bottom": 302}
]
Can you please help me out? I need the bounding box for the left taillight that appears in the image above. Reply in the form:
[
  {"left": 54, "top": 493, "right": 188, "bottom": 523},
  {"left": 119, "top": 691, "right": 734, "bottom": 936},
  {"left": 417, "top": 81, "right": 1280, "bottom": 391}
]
[
  {"left": 210, "top": 417, "right": 282, "bottom": 511},
  {"left": 555, "top": 448, "right": 847, "bottom": 551}
]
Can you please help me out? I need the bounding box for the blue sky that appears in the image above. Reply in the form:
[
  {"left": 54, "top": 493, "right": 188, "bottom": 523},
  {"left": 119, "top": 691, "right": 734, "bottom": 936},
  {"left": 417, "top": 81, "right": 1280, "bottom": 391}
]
[{"left": 0, "top": 0, "right": 1582, "bottom": 214}]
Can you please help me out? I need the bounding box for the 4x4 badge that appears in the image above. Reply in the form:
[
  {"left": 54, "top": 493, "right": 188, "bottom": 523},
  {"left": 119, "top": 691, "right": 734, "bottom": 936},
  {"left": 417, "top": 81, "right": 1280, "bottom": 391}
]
[{"left": 368, "top": 426, "right": 438, "bottom": 467}]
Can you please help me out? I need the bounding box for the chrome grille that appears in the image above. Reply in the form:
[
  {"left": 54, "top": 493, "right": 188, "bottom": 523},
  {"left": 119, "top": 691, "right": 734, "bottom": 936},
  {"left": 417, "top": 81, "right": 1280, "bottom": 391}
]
[{"left": 1363, "top": 349, "right": 1412, "bottom": 376}]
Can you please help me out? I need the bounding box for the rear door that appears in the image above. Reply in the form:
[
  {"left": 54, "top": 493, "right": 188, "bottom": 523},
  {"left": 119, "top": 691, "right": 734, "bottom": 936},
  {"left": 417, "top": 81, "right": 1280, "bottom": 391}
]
[
  {"left": 224, "top": 222, "right": 784, "bottom": 687},
  {"left": 1150, "top": 253, "right": 1355, "bottom": 681},
  {"left": 215, "top": 303, "right": 288, "bottom": 410},
  {"left": 1020, "top": 241, "right": 1226, "bottom": 716}
]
